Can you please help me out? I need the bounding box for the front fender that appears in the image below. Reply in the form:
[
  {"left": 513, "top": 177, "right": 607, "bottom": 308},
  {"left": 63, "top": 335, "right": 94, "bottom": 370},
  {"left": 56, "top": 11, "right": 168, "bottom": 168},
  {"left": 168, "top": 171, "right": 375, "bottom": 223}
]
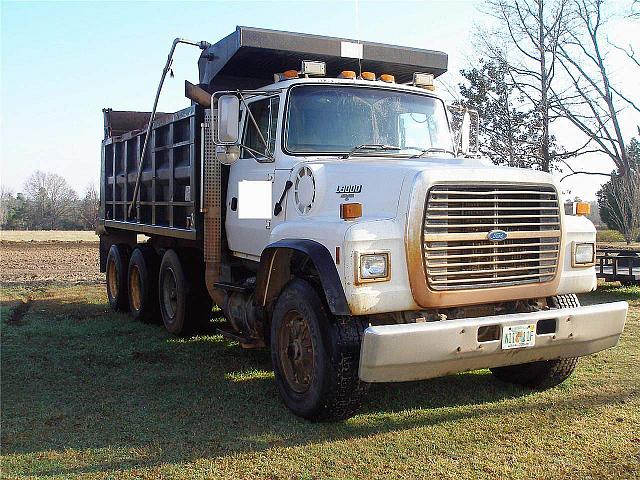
[{"left": 255, "top": 239, "right": 351, "bottom": 315}]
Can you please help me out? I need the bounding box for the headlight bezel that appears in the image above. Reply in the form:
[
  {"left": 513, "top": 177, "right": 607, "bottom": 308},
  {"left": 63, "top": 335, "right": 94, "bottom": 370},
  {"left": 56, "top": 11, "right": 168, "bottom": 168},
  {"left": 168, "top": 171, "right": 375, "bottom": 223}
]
[
  {"left": 356, "top": 251, "right": 391, "bottom": 284},
  {"left": 572, "top": 241, "right": 596, "bottom": 267}
]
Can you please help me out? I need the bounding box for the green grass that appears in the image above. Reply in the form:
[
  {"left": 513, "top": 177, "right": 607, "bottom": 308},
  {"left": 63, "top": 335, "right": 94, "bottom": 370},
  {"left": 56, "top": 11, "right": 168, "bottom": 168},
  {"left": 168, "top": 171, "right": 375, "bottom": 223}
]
[{"left": 2, "top": 284, "right": 639, "bottom": 479}]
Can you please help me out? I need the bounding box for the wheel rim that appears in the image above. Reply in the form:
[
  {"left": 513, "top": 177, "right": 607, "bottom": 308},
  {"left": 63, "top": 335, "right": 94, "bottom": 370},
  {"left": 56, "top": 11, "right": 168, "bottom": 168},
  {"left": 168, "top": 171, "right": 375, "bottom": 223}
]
[
  {"left": 161, "top": 267, "right": 178, "bottom": 322},
  {"left": 130, "top": 266, "right": 142, "bottom": 312},
  {"left": 278, "top": 310, "right": 314, "bottom": 393},
  {"left": 107, "top": 258, "right": 118, "bottom": 300}
]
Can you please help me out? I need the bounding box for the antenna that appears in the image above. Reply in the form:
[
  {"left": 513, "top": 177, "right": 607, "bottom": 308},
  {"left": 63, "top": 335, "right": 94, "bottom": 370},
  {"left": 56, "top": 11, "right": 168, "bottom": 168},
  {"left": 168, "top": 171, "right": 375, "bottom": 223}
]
[{"left": 355, "top": 0, "right": 362, "bottom": 77}]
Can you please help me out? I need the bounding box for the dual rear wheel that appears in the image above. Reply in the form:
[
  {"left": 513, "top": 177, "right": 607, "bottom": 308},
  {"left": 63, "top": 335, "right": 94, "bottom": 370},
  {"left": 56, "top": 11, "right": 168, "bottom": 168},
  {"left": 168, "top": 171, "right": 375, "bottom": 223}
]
[{"left": 105, "top": 244, "right": 211, "bottom": 335}]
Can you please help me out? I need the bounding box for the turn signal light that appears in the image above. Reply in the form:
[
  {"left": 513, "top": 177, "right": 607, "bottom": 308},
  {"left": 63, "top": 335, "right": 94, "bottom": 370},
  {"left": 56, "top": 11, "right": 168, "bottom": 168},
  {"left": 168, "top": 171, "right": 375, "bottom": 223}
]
[
  {"left": 361, "top": 71, "right": 376, "bottom": 81},
  {"left": 379, "top": 74, "right": 395, "bottom": 83},
  {"left": 340, "top": 203, "right": 362, "bottom": 220},
  {"left": 575, "top": 201, "right": 591, "bottom": 216},
  {"left": 338, "top": 70, "right": 357, "bottom": 79}
]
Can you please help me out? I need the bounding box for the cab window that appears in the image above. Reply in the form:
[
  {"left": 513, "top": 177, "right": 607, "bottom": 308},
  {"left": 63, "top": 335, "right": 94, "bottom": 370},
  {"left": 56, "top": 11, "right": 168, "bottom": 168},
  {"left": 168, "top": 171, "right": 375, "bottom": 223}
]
[{"left": 242, "top": 96, "right": 279, "bottom": 161}]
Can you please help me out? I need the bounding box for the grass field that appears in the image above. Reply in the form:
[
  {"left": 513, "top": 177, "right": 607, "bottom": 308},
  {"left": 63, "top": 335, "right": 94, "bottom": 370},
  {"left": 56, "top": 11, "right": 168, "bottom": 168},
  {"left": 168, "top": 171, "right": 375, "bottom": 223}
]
[{"left": 1, "top": 280, "right": 639, "bottom": 479}]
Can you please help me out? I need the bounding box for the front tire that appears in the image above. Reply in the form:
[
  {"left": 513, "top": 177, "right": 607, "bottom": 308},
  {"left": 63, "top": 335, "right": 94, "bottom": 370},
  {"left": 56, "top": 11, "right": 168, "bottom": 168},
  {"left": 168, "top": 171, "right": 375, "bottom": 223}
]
[
  {"left": 490, "top": 294, "right": 580, "bottom": 389},
  {"left": 270, "top": 278, "right": 369, "bottom": 421}
]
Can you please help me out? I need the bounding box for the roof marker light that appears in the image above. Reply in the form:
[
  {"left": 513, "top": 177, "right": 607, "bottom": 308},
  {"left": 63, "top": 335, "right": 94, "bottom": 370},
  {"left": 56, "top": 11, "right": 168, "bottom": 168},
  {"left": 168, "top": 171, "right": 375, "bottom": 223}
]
[
  {"left": 283, "top": 69, "right": 299, "bottom": 79},
  {"left": 301, "top": 60, "right": 326, "bottom": 76},
  {"left": 360, "top": 71, "right": 376, "bottom": 81},
  {"left": 413, "top": 72, "right": 435, "bottom": 90},
  {"left": 379, "top": 74, "right": 395, "bottom": 83},
  {"left": 338, "top": 70, "right": 357, "bottom": 79}
]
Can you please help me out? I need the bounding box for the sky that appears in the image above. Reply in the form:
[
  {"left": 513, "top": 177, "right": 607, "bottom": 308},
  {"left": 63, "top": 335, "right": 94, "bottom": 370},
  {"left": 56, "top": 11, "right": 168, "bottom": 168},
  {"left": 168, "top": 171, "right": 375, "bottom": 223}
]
[{"left": 1, "top": 0, "right": 638, "bottom": 200}]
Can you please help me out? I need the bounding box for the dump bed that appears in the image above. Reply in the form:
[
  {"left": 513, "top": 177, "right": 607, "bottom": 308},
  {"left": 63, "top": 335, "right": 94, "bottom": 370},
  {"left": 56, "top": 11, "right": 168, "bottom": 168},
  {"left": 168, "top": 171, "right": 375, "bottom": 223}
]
[{"left": 100, "top": 105, "right": 204, "bottom": 240}]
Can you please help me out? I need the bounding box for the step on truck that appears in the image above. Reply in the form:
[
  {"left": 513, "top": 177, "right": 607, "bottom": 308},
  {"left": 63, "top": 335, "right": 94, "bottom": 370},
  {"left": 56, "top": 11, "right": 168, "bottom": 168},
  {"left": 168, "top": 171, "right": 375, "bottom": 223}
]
[{"left": 99, "top": 26, "right": 628, "bottom": 421}]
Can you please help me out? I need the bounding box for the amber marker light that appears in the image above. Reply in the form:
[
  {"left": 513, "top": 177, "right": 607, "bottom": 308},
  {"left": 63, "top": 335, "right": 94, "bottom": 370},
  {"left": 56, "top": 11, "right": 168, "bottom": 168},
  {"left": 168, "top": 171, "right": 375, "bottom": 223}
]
[
  {"left": 338, "top": 70, "right": 357, "bottom": 79},
  {"left": 361, "top": 71, "right": 376, "bottom": 81},
  {"left": 379, "top": 74, "right": 395, "bottom": 83},
  {"left": 283, "top": 70, "right": 299, "bottom": 79},
  {"left": 340, "top": 203, "right": 362, "bottom": 220},
  {"left": 575, "top": 202, "right": 591, "bottom": 216}
]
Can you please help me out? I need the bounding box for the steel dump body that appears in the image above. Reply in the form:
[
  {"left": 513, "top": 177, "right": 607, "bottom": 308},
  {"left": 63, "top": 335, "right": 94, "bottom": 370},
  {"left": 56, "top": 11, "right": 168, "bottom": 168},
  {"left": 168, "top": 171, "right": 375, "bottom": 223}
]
[{"left": 101, "top": 105, "right": 204, "bottom": 240}]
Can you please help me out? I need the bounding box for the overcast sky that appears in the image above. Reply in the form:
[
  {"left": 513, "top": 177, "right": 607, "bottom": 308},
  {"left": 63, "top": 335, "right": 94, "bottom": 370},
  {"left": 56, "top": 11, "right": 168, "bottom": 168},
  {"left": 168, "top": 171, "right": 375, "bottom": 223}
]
[{"left": 1, "top": 0, "right": 638, "bottom": 200}]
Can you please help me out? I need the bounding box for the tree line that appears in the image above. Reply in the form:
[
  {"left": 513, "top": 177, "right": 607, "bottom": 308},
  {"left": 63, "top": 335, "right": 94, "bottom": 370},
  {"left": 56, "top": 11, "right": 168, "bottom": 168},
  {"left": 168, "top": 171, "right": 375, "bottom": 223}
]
[{"left": 0, "top": 171, "right": 99, "bottom": 231}]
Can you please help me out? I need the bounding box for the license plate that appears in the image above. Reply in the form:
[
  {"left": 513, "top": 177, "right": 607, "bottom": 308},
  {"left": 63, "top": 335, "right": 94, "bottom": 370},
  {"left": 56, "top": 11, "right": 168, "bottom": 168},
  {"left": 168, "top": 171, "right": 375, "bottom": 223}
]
[{"left": 501, "top": 323, "right": 536, "bottom": 349}]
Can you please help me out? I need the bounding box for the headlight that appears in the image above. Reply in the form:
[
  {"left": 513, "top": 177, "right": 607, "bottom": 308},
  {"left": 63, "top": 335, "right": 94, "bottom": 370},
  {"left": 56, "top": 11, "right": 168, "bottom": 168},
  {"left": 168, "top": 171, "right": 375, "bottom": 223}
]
[
  {"left": 358, "top": 253, "right": 390, "bottom": 282},
  {"left": 573, "top": 242, "right": 595, "bottom": 266}
]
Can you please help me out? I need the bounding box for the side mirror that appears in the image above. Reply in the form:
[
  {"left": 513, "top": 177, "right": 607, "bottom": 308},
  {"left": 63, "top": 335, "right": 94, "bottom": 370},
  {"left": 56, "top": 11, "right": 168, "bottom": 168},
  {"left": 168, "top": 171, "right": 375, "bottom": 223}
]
[
  {"left": 217, "top": 95, "right": 240, "bottom": 144},
  {"left": 460, "top": 111, "right": 471, "bottom": 156}
]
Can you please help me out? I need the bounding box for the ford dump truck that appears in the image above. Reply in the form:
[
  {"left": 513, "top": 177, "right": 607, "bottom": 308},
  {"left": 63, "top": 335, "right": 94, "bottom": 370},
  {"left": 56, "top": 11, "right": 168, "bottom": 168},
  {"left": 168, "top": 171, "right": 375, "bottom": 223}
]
[{"left": 99, "top": 26, "right": 628, "bottom": 421}]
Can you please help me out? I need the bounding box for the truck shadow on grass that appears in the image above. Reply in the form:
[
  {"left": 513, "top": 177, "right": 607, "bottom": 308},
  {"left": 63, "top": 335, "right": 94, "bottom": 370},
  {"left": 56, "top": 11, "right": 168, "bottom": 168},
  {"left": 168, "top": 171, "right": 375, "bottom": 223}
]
[{"left": 2, "top": 284, "right": 637, "bottom": 477}]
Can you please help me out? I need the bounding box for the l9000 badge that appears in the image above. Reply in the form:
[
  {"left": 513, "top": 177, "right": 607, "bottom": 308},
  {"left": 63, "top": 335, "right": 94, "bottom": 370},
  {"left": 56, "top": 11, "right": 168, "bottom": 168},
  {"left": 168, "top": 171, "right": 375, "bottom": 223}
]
[
  {"left": 336, "top": 185, "right": 362, "bottom": 194},
  {"left": 487, "top": 229, "right": 508, "bottom": 241}
]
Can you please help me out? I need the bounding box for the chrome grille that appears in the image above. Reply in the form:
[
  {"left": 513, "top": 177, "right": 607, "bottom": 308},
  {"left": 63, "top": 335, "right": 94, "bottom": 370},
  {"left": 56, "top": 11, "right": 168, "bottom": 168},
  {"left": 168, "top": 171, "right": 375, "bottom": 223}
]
[{"left": 423, "top": 184, "right": 561, "bottom": 291}]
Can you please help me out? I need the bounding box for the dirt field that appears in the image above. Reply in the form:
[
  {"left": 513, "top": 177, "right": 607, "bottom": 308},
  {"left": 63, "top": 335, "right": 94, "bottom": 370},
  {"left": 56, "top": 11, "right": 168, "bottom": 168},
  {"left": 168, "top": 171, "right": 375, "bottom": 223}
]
[{"left": 0, "top": 240, "right": 102, "bottom": 285}]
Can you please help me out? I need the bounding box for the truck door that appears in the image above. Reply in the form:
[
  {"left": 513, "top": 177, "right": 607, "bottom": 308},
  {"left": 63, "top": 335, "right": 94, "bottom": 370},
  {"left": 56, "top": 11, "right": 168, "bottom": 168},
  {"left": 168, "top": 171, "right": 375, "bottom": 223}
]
[{"left": 225, "top": 95, "right": 283, "bottom": 259}]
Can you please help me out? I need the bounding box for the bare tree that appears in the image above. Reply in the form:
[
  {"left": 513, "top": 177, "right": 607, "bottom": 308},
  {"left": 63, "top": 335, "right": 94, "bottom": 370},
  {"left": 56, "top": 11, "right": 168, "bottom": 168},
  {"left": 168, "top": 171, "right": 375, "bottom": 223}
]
[
  {"left": 598, "top": 169, "right": 640, "bottom": 243},
  {"left": 23, "top": 171, "right": 78, "bottom": 230},
  {"left": 552, "top": 0, "right": 637, "bottom": 176},
  {"left": 479, "top": 0, "right": 571, "bottom": 171},
  {"left": 0, "top": 185, "right": 13, "bottom": 227},
  {"left": 80, "top": 183, "right": 100, "bottom": 230}
]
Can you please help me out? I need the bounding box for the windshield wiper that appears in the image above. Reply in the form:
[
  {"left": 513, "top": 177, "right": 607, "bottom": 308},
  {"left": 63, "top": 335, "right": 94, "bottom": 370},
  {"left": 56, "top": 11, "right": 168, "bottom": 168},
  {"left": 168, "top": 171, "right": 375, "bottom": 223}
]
[
  {"left": 411, "top": 147, "right": 456, "bottom": 158},
  {"left": 342, "top": 144, "right": 402, "bottom": 159}
]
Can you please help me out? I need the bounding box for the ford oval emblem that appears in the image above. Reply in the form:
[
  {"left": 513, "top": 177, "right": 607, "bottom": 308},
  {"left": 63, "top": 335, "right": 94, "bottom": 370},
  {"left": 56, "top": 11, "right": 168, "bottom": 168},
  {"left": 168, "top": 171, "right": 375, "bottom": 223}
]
[{"left": 488, "top": 229, "right": 508, "bottom": 242}]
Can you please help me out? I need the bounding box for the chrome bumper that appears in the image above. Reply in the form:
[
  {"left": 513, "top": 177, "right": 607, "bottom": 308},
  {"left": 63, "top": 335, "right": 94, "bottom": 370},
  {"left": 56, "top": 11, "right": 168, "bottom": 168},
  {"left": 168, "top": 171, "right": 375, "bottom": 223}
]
[{"left": 359, "top": 302, "right": 628, "bottom": 383}]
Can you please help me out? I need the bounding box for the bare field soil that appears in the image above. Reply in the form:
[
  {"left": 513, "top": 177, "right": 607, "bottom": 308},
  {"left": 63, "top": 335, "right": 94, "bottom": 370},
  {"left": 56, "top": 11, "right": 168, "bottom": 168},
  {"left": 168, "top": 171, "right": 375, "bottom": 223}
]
[
  {"left": 1, "top": 241, "right": 639, "bottom": 479},
  {"left": 0, "top": 240, "right": 102, "bottom": 285},
  {"left": 0, "top": 230, "right": 99, "bottom": 242}
]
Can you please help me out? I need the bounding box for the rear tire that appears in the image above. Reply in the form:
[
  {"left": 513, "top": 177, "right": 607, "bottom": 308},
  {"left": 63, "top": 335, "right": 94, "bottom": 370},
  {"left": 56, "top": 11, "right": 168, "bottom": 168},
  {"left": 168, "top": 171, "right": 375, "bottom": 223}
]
[
  {"left": 127, "top": 246, "right": 160, "bottom": 323},
  {"left": 270, "top": 278, "right": 369, "bottom": 421},
  {"left": 158, "top": 249, "right": 211, "bottom": 336},
  {"left": 490, "top": 294, "right": 580, "bottom": 389},
  {"left": 106, "top": 244, "right": 130, "bottom": 312},
  {"left": 490, "top": 357, "right": 578, "bottom": 389}
]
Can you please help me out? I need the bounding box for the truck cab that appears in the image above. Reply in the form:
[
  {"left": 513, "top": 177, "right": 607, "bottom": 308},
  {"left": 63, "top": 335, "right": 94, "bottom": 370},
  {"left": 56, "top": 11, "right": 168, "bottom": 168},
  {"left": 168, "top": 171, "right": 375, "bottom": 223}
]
[{"left": 99, "top": 27, "right": 628, "bottom": 421}]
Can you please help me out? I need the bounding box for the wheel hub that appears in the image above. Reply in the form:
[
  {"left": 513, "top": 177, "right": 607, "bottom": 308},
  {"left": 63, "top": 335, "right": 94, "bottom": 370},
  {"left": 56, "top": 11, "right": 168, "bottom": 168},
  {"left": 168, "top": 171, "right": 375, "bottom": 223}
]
[
  {"left": 279, "top": 312, "right": 314, "bottom": 393},
  {"left": 130, "top": 267, "right": 142, "bottom": 311},
  {"left": 162, "top": 268, "right": 178, "bottom": 321},
  {"left": 107, "top": 259, "right": 118, "bottom": 299}
]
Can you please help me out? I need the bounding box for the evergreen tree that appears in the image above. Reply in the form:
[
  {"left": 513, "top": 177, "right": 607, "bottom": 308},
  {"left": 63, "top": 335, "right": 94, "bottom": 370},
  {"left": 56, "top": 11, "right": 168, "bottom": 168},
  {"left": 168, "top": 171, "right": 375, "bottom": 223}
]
[{"left": 459, "top": 60, "right": 548, "bottom": 169}]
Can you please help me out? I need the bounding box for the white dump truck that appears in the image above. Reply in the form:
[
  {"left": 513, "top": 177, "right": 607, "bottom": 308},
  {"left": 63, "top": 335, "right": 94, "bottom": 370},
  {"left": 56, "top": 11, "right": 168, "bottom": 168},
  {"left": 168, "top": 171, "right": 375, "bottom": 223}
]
[{"left": 99, "top": 27, "right": 628, "bottom": 420}]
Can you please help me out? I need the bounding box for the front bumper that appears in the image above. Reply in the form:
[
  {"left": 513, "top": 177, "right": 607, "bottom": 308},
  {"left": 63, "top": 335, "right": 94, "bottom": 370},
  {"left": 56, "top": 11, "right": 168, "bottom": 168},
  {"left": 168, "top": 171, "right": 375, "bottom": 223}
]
[{"left": 359, "top": 301, "right": 628, "bottom": 382}]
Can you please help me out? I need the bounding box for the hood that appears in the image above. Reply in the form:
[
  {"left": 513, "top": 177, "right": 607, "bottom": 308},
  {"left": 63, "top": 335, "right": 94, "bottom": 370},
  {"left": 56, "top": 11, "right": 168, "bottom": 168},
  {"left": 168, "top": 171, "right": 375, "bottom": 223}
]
[{"left": 286, "top": 155, "right": 559, "bottom": 221}]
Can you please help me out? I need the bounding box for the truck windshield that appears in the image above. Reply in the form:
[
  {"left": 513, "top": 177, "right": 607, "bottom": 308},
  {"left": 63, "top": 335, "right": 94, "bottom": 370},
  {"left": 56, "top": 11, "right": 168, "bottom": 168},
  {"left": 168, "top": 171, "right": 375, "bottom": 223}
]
[{"left": 285, "top": 85, "right": 453, "bottom": 155}]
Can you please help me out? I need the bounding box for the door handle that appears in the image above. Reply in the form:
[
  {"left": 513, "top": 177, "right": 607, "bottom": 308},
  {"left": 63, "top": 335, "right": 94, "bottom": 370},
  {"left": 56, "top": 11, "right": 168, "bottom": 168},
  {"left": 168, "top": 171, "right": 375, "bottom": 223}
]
[{"left": 273, "top": 181, "right": 293, "bottom": 216}]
